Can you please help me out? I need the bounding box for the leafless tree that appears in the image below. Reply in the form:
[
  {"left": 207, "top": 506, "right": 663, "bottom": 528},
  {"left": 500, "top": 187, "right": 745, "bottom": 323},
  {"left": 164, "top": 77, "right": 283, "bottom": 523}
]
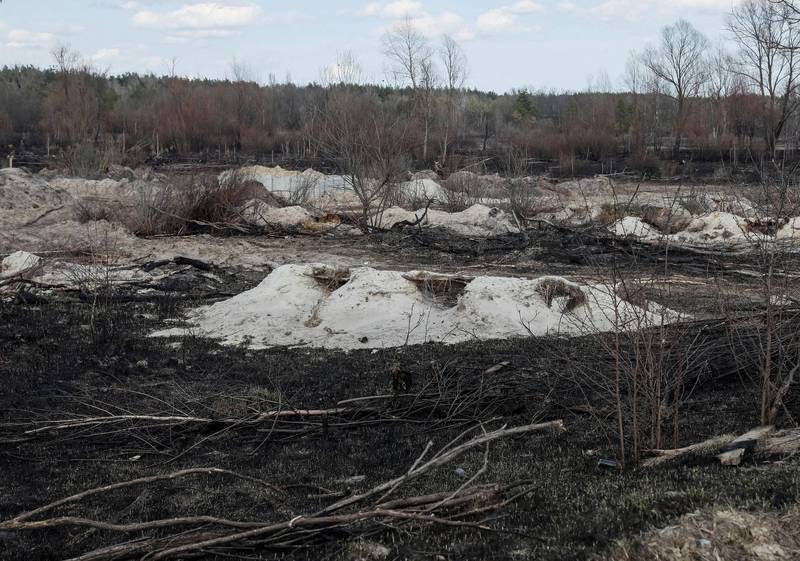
[
  {"left": 728, "top": 0, "right": 800, "bottom": 158},
  {"left": 706, "top": 43, "right": 736, "bottom": 152},
  {"left": 383, "top": 17, "right": 430, "bottom": 89},
  {"left": 418, "top": 54, "right": 438, "bottom": 162},
  {"left": 642, "top": 19, "right": 710, "bottom": 157},
  {"left": 439, "top": 35, "right": 468, "bottom": 166},
  {"left": 383, "top": 18, "right": 437, "bottom": 160},
  {"left": 320, "top": 51, "right": 364, "bottom": 87},
  {"left": 314, "top": 89, "right": 409, "bottom": 230}
]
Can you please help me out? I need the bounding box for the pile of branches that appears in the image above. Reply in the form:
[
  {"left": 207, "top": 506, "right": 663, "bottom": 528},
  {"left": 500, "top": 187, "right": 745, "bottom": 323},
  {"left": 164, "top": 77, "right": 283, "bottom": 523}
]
[
  {"left": 1, "top": 361, "right": 553, "bottom": 452},
  {"left": 0, "top": 421, "right": 564, "bottom": 560}
]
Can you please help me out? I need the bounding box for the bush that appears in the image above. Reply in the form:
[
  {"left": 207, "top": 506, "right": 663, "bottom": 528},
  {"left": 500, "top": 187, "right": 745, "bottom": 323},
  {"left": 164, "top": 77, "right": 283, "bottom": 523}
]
[
  {"left": 129, "top": 171, "right": 265, "bottom": 235},
  {"left": 627, "top": 155, "right": 661, "bottom": 178},
  {"left": 442, "top": 172, "right": 487, "bottom": 212}
]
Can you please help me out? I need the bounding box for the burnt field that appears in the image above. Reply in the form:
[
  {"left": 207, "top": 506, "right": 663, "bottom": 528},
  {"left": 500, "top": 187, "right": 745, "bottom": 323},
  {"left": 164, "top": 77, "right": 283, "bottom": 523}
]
[{"left": 2, "top": 228, "right": 800, "bottom": 561}]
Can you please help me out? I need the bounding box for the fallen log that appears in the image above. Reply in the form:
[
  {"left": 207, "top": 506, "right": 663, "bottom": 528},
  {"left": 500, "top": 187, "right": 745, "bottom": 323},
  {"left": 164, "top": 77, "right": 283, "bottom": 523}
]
[
  {"left": 644, "top": 426, "right": 796, "bottom": 467},
  {"left": 717, "top": 426, "right": 775, "bottom": 466},
  {"left": 643, "top": 435, "right": 735, "bottom": 467},
  {"left": 760, "top": 428, "right": 800, "bottom": 458}
]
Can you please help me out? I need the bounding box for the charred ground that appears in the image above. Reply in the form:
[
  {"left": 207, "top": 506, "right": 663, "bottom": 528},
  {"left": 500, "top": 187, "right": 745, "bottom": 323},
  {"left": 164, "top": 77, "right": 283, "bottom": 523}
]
[{"left": 1, "top": 231, "right": 799, "bottom": 561}]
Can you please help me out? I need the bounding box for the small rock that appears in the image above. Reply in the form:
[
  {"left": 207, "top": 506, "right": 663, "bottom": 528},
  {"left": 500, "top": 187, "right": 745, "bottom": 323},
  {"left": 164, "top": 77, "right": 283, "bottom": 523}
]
[
  {"left": 697, "top": 538, "right": 712, "bottom": 548},
  {"left": 454, "top": 467, "right": 467, "bottom": 478},
  {"left": 1, "top": 251, "right": 42, "bottom": 276}
]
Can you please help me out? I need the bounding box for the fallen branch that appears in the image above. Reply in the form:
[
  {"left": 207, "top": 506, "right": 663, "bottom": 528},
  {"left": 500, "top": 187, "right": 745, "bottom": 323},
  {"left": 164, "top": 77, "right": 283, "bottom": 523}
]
[
  {"left": 4, "top": 421, "right": 563, "bottom": 560},
  {"left": 643, "top": 435, "right": 734, "bottom": 467},
  {"left": 717, "top": 426, "right": 775, "bottom": 466}
]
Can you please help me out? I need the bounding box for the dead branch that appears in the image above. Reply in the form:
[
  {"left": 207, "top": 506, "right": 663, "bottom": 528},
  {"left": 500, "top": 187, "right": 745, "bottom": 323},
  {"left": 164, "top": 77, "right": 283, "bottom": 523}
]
[
  {"left": 643, "top": 435, "right": 735, "bottom": 467},
  {"left": 316, "top": 420, "right": 564, "bottom": 516},
  {"left": 1, "top": 468, "right": 280, "bottom": 528},
  {"left": 5, "top": 421, "right": 564, "bottom": 561},
  {"left": 717, "top": 426, "right": 775, "bottom": 466}
]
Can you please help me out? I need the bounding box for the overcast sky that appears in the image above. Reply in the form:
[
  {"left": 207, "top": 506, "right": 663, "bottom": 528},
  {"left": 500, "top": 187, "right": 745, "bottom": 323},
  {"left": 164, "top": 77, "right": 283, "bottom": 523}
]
[{"left": 0, "top": 0, "right": 739, "bottom": 93}]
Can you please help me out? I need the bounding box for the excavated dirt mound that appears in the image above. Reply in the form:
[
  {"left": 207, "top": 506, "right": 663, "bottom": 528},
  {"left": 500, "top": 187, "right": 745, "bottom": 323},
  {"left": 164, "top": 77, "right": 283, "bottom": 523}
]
[{"left": 154, "top": 263, "right": 677, "bottom": 350}]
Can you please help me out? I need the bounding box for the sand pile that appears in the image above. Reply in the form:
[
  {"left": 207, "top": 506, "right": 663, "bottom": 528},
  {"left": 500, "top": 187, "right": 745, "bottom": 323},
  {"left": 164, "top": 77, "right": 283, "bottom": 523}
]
[
  {"left": 397, "top": 178, "right": 448, "bottom": 202},
  {"left": 777, "top": 217, "right": 800, "bottom": 240},
  {"left": 221, "top": 166, "right": 350, "bottom": 204},
  {"left": 609, "top": 210, "right": 791, "bottom": 246},
  {"left": 610, "top": 216, "right": 662, "bottom": 239},
  {"left": 153, "top": 264, "right": 677, "bottom": 350},
  {"left": 0, "top": 168, "right": 74, "bottom": 227},
  {"left": 379, "top": 204, "right": 521, "bottom": 237}
]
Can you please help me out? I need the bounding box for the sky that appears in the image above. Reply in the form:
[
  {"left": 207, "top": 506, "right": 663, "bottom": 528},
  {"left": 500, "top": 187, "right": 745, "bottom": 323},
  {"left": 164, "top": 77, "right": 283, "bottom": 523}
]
[{"left": 0, "top": 0, "right": 740, "bottom": 93}]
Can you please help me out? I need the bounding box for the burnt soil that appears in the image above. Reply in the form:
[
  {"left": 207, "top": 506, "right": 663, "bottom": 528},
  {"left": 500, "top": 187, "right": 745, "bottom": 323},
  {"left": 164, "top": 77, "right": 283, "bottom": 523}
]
[{"left": 1, "top": 232, "right": 799, "bottom": 561}]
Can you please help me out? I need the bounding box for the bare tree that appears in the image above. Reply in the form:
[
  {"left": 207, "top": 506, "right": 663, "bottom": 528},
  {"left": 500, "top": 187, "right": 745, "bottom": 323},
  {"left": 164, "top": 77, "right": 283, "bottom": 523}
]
[
  {"left": 642, "top": 19, "right": 710, "bottom": 157},
  {"left": 622, "top": 52, "right": 646, "bottom": 159},
  {"left": 439, "top": 35, "right": 468, "bottom": 166},
  {"left": 314, "top": 89, "right": 409, "bottom": 230},
  {"left": 383, "top": 18, "right": 437, "bottom": 160},
  {"left": 382, "top": 17, "right": 429, "bottom": 89},
  {"left": 229, "top": 59, "right": 259, "bottom": 155},
  {"left": 320, "top": 51, "right": 364, "bottom": 87},
  {"left": 705, "top": 42, "right": 737, "bottom": 157},
  {"left": 418, "top": 54, "right": 438, "bottom": 162},
  {"left": 728, "top": 0, "right": 800, "bottom": 158}
]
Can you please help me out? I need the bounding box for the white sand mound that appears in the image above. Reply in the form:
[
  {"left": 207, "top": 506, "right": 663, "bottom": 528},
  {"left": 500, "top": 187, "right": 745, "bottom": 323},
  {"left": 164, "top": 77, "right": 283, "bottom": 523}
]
[
  {"left": 672, "top": 211, "right": 749, "bottom": 242},
  {"left": 223, "top": 166, "right": 348, "bottom": 197},
  {"left": 550, "top": 176, "right": 615, "bottom": 197},
  {"left": 1, "top": 251, "right": 42, "bottom": 277},
  {"left": 241, "top": 200, "right": 314, "bottom": 228},
  {"left": 777, "top": 217, "right": 800, "bottom": 240},
  {"left": 0, "top": 168, "right": 74, "bottom": 227},
  {"left": 153, "top": 264, "right": 677, "bottom": 350},
  {"left": 398, "top": 178, "right": 448, "bottom": 202},
  {"left": 379, "top": 204, "right": 520, "bottom": 237},
  {"left": 610, "top": 211, "right": 779, "bottom": 246},
  {"left": 610, "top": 217, "right": 661, "bottom": 239}
]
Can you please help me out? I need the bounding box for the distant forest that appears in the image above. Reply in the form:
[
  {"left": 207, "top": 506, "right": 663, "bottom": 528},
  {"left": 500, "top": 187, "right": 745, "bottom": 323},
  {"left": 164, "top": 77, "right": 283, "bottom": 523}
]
[{"left": 3, "top": 0, "right": 800, "bottom": 178}]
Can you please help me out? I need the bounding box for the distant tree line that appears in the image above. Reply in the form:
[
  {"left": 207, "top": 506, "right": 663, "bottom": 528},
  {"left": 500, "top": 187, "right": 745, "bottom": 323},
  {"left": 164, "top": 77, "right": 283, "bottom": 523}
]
[{"left": 2, "top": 0, "right": 800, "bottom": 177}]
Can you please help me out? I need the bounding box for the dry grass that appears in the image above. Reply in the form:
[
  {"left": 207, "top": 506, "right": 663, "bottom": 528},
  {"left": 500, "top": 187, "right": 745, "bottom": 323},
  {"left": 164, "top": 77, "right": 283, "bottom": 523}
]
[
  {"left": 536, "top": 277, "right": 587, "bottom": 313},
  {"left": 606, "top": 504, "right": 800, "bottom": 561},
  {"left": 442, "top": 173, "right": 488, "bottom": 212},
  {"left": 129, "top": 172, "right": 265, "bottom": 235}
]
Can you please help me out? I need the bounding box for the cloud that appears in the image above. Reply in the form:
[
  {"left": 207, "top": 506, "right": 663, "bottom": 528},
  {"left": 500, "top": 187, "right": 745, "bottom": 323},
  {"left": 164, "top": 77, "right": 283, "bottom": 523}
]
[
  {"left": 90, "top": 47, "right": 121, "bottom": 61},
  {"left": 408, "top": 11, "right": 473, "bottom": 39},
  {"left": 477, "top": 10, "right": 515, "bottom": 34},
  {"left": 3, "top": 29, "right": 56, "bottom": 49},
  {"left": 263, "top": 10, "right": 311, "bottom": 24},
  {"left": 361, "top": 0, "right": 422, "bottom": 19},
  {"left": 557, "top": 1, "right": 577, "bottom": 12},
  {"left": 476, "top": 1, "right": 544, "bottom": 34},
  {"left": 133, "top": 2, "right": 260, "bottom": 30},
  {"left": 92, "top": 0, "right": 181, "bottom": 9},
  {"left": 363, "top": 1, "right": 422, "bottom": 18},
  {"left": 164, "top": 29, "right": 239, "bottom": 43},
  {"left": 589, "top": 0, "right": 735, "bottom": 21},
  {"left": 368, "top": 3, "right": 474, "bottom": 40}
]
